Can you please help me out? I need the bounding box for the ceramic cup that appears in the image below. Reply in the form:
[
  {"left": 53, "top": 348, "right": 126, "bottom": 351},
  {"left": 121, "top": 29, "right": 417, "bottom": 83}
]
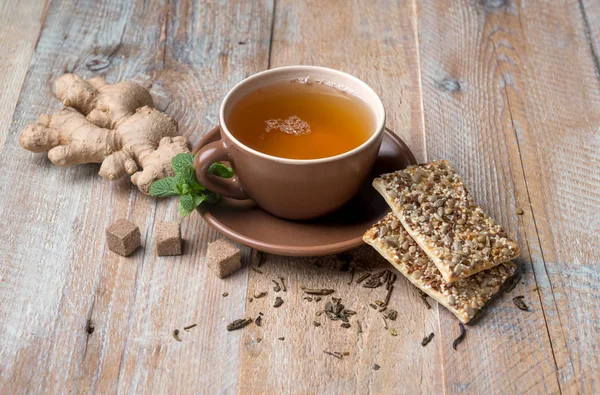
[{"left": 193, "top": 66, "right": 386, "bottom": 220}]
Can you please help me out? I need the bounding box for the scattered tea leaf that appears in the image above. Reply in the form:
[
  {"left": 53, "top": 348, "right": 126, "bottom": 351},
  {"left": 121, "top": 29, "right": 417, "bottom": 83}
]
[
  {"left": 313, "top": 321, "right": 321, "bottom": 327},
  {"left": 254, "top": 291, "right": 268, "bottom": 299},
  {"left": 383, "top": 309, "right": 398, "bottom": 321},
  {"left": 222, "top": 292, "right": 229, "bottom": 297},
  {"left": 315, "top": 311, "right": 323, "bottom": 316},
  {"left": 302, "top": 287, "right": 335, "bottom": 295},
  {"left": 314, "top": 296, "right": 322, "bottom": 302},
  {"left": 516, "top": 207, "right": 524, "bottom": 215},
  {"left": 356, "top": 320, "right": 363, "bottom": 334},
  {"left": 381, "top": 316, "right": 388, "bottom": 330},
  {"left": 86, "top": 319, "right": 95, "bottom": 335},
  {"left": 383, "top": 286, "right": 393, "bottom": 305},
  {"left": 255, "top": 316, "right": 262, "bottom": 327},
  {"left": 363, "top": 277, "right": 383, "bottom": 288},
  {"left": 274, "top": 297, "right": 284, "bottom": 308},
  {"left": 506, "top": 272, "right": 522, "bottom": 293},
  {"left": 421, "top": 332, "right": 435, "bottom": 347},
  {"left": 417, "top": 289, "right": 431, "bottom": 309},
  {"left": 373, "top": 363, "right": 381, "bottom": 370},
  {"left": 389, "top": 328, "right": 398, "bottom": 336},
  {"left": 342, "top": 351, "right": 350, "bottom": 356},
  {"left": 452, "top": 323, "right": 466, "bottom": 350},
  {"left": 356, "top": 273, "right": 370, "bottom": 284},
  {"left": 341, "top": 322, "right": 351, "bottom": 328},
  {"left": 248, "top": 298, "right": 253, "bottom": 303},
  {"left": 227, "top": 318, "right": 252, "bottom": 331},
  {"left": 251, "top": 249, "right": 263, "bottom": 267},
  {"left": 272, "top": 280, "right": 281, "bottom": 292},
  {"left": 347, "top": 268, "right": 356, "bottom": 285},
  {"left": 513, "top": 295, "right": 530, "bottom": 311},
  {"left": 183, "top": 323, "right": 197, "bottom": 331},
  {"left": 278, "top": 337, "right": 285, "bottom": 341},
  {"left": 278, "top": 276, "right": 287, "bottom": 292},
  {"left": 324, "top": 350, "right": 343, "bottom": 359},
  {"left": 369, "top": 303, "right": 378, "bottom": 310},
  {"left": 304, "top": 296, "right": 313, "bottom": 302},
  {"left": 378, "top": 306, "right": 387, "bottom": 313},
  {"left": 250, "top": 266, "right": 263, "bottom": 274},
  {"left": 172, "top": 329, "right": 182, "bottom": 342}
]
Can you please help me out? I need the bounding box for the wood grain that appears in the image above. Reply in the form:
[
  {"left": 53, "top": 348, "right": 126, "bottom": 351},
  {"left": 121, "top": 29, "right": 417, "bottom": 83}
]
[
  {"left": 0, "top": 0, "right": 598, "bottom": 393},
  {"left": 418, "top": 0, "right": 599, "bottom": 393},
  {"left": 237, "top": 1, "right": 437, "bottom": 393},
  {"left": 0, "top": 0, "right": 47, "bottom": 148},
  {"left": 0, "top": 0, "right": 271, "bottom": 393}
]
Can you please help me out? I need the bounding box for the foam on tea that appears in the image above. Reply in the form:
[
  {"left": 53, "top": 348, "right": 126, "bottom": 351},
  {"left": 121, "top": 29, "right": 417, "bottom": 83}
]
[{"left": 226, "top": 78, "right": 374, "bottom": 159}]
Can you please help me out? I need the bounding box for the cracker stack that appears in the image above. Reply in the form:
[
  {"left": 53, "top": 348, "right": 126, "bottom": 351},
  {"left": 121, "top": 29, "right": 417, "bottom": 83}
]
[{"left": 363, "top": 160, "right": 520, "bottom": 323}]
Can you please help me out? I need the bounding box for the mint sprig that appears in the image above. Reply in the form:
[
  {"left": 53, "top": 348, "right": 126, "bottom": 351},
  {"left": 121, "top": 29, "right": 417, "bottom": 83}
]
[{"left": 149, "top": 153, "right": 233, "bottom": 217}]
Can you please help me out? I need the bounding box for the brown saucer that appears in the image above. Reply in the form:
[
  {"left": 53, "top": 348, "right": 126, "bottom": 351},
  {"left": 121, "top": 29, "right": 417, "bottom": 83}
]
[{"left": 193, "top": 128, "right": 416, "bottom": 256}]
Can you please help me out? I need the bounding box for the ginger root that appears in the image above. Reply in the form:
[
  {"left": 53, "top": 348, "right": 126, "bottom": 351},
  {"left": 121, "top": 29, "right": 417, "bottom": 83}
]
[{"left": 19, "top": 74, "right": 190, "bottom": 194}]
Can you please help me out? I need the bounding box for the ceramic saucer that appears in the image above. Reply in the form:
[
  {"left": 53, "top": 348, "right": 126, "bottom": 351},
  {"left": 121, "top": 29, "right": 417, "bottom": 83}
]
[{"left": 193, "top": 127, "right": 417, "bottom": 256}]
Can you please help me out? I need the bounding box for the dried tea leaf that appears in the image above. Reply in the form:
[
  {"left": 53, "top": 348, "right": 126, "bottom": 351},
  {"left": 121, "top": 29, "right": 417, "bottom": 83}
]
[
  {"left": 255, "top": 316, "right": 262, "bottom": 327},
  {"left": 324, "top": 350, "right": 343, "bottom": 359},
  {"left": 389, "top": 328, "right": 398, "bottom": 336},
  {"left": 172, "top": 329, "right": 182, "bottom": 342},
  {"left": 302, "top": 287, "right": 335, "bottom": 295},
  {"left": 383, "top": 309, "right": 398, "bottom": 321},
  {"left": 272, "top": 280, "right": 281, "bottom": 292},
  {"left": 356, "top": 273, "right": 370, "bottom": 284},
  {"left": 184, "top": 323, "right": 197, "bottom": 331},
  {"left": 373, "top": 364, "right": 381, "bottom": 370},
  {"left": 227, "top": 318, "right": 252, "bottom": 331},
  {"left": 421, "top": 333, "right": 435, "bottom": 347},
  {"left": 513, "top": 295, "right": 530, "bottom": 311},
  {"left": 254, "top": 291, "right": 268, "bottom": 299},
  {"left": 452, "top": 323, "right": 466, "bottom": 350},
  {"left": 278, "top": 276, "right": 287, "bottom": 292},
  {"left": 273, "top": 297, "right": 284, "bottom": 308}
]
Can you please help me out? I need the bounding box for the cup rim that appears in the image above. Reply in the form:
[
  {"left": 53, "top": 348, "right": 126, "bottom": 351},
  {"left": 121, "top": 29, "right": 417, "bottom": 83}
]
[{"left": 218, "top": 65, "right": 386, "bottom": 164}]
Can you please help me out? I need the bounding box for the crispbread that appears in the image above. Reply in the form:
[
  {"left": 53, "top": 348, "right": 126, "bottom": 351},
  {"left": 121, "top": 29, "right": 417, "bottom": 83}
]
[
  {"left": 363, "top": 213, "right": 517, "bottom": 323},
  {"left": 373, "top": 160, "right": 520, "bottom": 283}
]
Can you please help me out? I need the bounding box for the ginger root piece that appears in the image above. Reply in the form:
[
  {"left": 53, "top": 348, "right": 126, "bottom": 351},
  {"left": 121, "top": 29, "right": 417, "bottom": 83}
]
[{"left": 19, "top": 74, "right": 190, "bottom": 194}]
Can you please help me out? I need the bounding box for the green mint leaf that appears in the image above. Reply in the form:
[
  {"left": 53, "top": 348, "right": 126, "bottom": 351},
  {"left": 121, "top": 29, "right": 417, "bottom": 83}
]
[
  {"left": 172, "top": 153, "right": 198, "bottom": 185},
  {"left": 178, "top": 193, "right": 195, "bottom": 217},
  {"left": 171, "top": 153, "right": 195, "bottom": 174},
  {"left": 203, "top": 191, "right": 221, "bottom": 204},
  {"left": 149, "top": 177, "right": 179, "bottom": 197},
  {"left": 193, "top": 194, "right": 207, "bottom": 208},
  {"left": 208, "top": 162, "right": 234, "bottom": 178}
]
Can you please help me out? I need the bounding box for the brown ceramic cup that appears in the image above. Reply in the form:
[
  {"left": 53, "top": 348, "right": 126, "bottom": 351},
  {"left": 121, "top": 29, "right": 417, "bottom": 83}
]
[{"left": 194, "top": 66, "right": 386, "bottom": 220}]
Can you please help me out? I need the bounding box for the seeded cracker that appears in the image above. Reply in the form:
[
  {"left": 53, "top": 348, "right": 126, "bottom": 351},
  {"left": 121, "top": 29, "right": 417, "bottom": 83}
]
[
  {"left": 373, "top": 160, "right": 520, "bottom": 282},
  {"left": 363, "top": 213, "right": 516, "bottom": 323}
]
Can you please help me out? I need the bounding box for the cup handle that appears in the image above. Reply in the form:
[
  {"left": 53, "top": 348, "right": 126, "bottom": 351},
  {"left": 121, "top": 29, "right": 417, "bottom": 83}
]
[{"left": 193, "top": 137, "right": 248, "bottom": 200}]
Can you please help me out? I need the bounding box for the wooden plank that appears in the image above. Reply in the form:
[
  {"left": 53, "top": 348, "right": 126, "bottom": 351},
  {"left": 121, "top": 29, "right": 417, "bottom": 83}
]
[
  {"left": 113, "top": 1, "right": 274, "bottom": 393},
  {"left": 0, "top": 1, "right": 271, "bottom": 394},
  {"left": 417, "top": 0, "right": 600, "bottom": 393},
  {"left": 0, "top": 0, "right": 46, "bottom": 147},
  {"left": 237, "top": 1, "right": 438, "bottom": 393}
]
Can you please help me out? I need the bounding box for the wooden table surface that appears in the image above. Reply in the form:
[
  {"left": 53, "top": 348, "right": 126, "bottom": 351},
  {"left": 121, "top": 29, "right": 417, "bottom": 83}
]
[{"left": 1, "top": 0, "right": 598, "bottom": 393}]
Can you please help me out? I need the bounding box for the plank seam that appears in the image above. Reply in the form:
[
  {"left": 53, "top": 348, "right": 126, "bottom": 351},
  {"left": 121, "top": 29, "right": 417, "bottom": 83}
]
[
  {"left": 499, "top": 56, "right": 564, "bottom": 395},
  {"left": 267, "top": 0, "right": 277, "bottom": 69},
  {"left": 577, "top": 0, "right": 600, "bottom": 86}
]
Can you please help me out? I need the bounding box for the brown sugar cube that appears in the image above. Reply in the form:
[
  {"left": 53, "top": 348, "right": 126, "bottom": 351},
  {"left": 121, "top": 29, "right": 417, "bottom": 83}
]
[
  {"left": 106, "top": 219, "right": 141, "bottom": 256},
  {"left": 155, "top": 222, "right": 182, "bottom": 256},
  {"left": 206, "top": 238, "right": 241, "bottom": 278}
]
